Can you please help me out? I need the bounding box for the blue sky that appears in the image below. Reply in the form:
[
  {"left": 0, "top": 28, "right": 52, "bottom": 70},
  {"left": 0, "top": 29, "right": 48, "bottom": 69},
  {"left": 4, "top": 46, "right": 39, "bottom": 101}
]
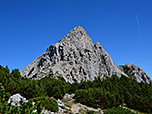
[{"left": 0, "top": 0, "right": 152, "bottom": 78}]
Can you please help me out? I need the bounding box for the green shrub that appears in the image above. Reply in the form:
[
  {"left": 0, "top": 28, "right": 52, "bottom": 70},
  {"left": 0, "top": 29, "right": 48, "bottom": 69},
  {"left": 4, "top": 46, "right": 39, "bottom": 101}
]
[
  {"left": 75, "top": 89, "right": 97, "bottom": 108},
  {"left": 0, "top": 65, "right": 152, "bottom": 113},
  {"left": 0, "top": 83, "right": 41, "bottom": 114},
  {"left": 104, "top": 107, "right": 135, "bottom": 114},
  {"left": 49, "top": 98, "right": 59, "bottom": 112},
  {"left": 87, "top": 110, "right": 95, "bottom": 114},
  {"left": 32, "top": 96, "right": 59, "bottom": 112},
  {"left": 73, "top": 76, "right": 152, "bottom": 113},
  {"left": 20, "top": 80, "right": 46, "bottom": 99}
]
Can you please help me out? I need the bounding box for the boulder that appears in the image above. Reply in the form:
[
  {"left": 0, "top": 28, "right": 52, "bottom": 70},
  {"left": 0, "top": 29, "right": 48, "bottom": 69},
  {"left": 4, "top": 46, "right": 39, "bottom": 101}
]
[{"left": 8, "top": 93, "right": 27, "bottom": 106}]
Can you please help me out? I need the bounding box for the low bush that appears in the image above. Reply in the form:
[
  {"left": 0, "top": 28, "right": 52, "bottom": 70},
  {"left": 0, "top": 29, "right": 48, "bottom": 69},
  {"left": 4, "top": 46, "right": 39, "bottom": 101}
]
[
  {"left": 87, "top": 110, "right": 95, "bottom": 114},
  {"left": 104, "top": 107, "right": 135, "bottom": 114},
  {"left": 32, "top": 96, "right": 59, "bottom": 112},
  {"left": 0, "top": 83, "right": 42, "bottom": 114},
  {"left": 0, "top": 65, "right": 152, "bottom": 113}
]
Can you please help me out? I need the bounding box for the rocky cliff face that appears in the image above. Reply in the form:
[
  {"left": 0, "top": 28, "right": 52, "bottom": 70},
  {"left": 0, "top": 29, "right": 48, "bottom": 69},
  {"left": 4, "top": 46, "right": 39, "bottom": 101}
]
[
  {"left": 119, "top": 64, "right": 152, "bottom": 84},
  {"left": 20, "top": 26, "right": 127, "bottom": 83}
]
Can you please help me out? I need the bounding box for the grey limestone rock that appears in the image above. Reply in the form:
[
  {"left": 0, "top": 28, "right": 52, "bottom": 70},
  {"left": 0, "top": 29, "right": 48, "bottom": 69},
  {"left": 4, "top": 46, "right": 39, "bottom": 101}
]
[
  {"left": 119, "top": 64, "right": 152, "bottom": 84},
  {"left": 20, "top": 26, "right": 127, "bottom": 83},
  {"left": 63, "top": 93, "right": 75, "bottom": 99},
  {"left": 8, "top": 93, "right": 27, "bottom": 106}
]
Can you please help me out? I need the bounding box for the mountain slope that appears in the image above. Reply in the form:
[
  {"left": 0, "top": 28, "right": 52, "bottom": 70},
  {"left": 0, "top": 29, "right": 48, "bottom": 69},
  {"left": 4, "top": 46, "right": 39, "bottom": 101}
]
[
  {"left": 119, "top": 64, "right": 152, "bottom": 84},
  {"left": 20, "top": 26, "right": 127, "bottom": 83}
]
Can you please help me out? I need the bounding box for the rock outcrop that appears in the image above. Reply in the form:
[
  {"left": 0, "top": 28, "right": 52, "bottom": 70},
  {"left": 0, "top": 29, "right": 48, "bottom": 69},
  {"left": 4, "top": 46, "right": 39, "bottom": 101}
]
[
  {"left": 8, "top": 93, "right": 27, "bottom": 106},
  {"left": 20, "top": 26, "right": 127, "bottom": 83},
  {"left": 119, "top": 64, "right": 152, "bottom": 84}
]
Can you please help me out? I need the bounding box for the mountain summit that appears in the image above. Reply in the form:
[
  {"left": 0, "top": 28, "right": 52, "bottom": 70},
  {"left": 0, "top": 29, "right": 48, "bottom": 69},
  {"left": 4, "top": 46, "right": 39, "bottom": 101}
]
[
  {"left": 20, "top": 26, "right": 151, "bottom": 84},
  {"left": 119, "top": 64, "right": 152, "bottom": 84}
]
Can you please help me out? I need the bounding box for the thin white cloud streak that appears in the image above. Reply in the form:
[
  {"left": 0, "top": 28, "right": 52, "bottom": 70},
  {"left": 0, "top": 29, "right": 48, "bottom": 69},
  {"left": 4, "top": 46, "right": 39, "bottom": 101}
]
[{"left": 136, "top": 13, "right": 142, "bottom": 40}]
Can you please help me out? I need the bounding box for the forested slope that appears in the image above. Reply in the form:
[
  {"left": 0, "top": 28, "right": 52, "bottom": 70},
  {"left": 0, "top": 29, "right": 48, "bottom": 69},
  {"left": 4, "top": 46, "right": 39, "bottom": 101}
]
[{"left": 0, "top": 65, "right": 152, "bottom": 113}]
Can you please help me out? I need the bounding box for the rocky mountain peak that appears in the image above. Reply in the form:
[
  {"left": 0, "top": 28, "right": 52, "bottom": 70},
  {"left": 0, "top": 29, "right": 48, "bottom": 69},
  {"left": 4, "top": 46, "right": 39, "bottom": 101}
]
[
  {"left": 69, "top": 26, "right": 87, "bottom": 35},
  {"left": 58, "top": 26, "right": 94, "bottom": 50},
  {"left": 20, "top": 27, "right": 129, "bottom": 83},
  {"left": 119, "top": 64, "right": 152, "bottom": 84}
]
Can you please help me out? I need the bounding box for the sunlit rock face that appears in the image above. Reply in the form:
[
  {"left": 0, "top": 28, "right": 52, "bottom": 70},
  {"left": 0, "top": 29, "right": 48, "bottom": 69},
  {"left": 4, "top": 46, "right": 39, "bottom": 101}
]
[
  {"left": 119, "top": 64, "right": 152, "bottom": 84},
  {"left": 20, "top": 26, "right": 127, "bottom": 83}
]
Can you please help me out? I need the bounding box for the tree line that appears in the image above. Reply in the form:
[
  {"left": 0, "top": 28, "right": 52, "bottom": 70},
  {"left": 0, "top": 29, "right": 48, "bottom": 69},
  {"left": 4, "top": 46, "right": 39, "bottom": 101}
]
[{"left": 0, "top": 65, "right": 152, "bottom": 113}]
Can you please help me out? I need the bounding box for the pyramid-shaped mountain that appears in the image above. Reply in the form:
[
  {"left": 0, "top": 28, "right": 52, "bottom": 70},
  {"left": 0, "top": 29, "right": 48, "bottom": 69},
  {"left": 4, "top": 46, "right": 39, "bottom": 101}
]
[{"left": 20, "top": 26, "right": 151, "bottom": 84}]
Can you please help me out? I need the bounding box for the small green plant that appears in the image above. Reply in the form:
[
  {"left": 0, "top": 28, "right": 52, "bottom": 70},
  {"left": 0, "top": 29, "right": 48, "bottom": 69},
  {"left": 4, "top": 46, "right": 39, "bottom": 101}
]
[
  {"left": 87, "top": 110, "right": 95, "bottom": 114},
  {"left": 0, "top": 65, "right": 152, "bottom": 113},
  {"left": 104, "top": 107, "right": 135, "bottom": 114},
  {"left": 32, "top": 96, "right": 59, "bottom": 112},
  {"left": 0, "top": 83, "right": 41, "bottom": 114},
  {"left": 49, "top": 98, "right": 59, "bottom": 112}
]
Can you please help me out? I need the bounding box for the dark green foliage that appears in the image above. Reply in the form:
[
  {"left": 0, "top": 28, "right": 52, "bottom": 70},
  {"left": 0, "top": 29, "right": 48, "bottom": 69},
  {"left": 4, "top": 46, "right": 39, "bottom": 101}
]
[
  {"left": 87, "top": 110, "right": 95, "bottom": 114},
  {"left": 0, "top": 65, "right": 152, "bottom": 113},
  {"left": 0, "top": 82, "right": 42, "bottom": 114},
  {"left": 0, "top": 83, "right": 11, "bottom": 114},
  {"left": 72, "top": 76, "right": 152, "bottom": 113},
  {"left": 75, "top": 89, "right": 97, "bottom": 108},
  {"left": 49, "top": 98, "right": 59, "bottom": 112},
  {"left": 32, "top": 96, "right": 59, "bottom": 112},
  {"left": 40, "top": 77, "right": 70, "bottom": 99},
  {"left": 104, "top": 107, "right": 135, "bottom": 114},
  {"left": 20, "top": 79, "right": 46, "bottom": 99},
  {"left": 0, "top": 65, "right": 68, "bottom": 101}
]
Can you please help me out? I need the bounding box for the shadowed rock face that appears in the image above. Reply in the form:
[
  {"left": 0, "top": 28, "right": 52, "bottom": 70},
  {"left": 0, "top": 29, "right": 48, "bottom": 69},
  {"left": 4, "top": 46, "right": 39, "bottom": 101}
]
[
  {"left": 119, "top": 64, "right": 152, "bottom": 84},
  {"left": 20, "top": 26, "right": 127, "bottom": 83}
]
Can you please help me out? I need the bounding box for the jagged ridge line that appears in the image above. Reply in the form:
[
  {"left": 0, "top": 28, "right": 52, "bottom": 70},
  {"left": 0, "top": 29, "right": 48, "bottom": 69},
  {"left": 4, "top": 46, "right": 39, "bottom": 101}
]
[
  {"left": 125, "top": 64, "right": 150, "bottom": 78},
  {"left": 20, "top": 53, "right": 45, "bottom": 73},
  {"left": 22, "top": 26, "right": 88, "bottom": 72}
]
